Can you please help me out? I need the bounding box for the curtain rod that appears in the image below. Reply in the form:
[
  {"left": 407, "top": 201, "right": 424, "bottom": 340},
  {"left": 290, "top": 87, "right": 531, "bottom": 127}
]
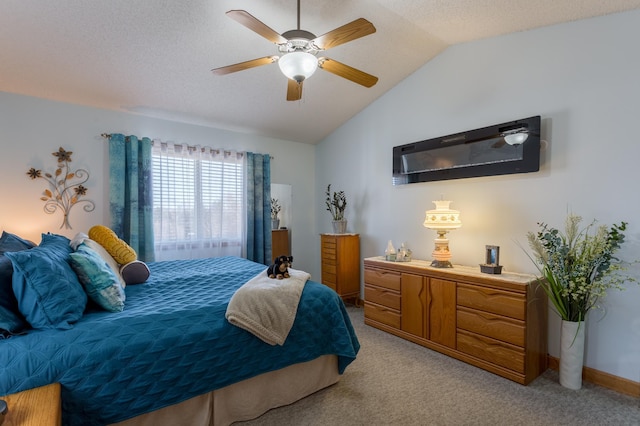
[{"left": 101, "top": 133, "right": 273, "bottom": 159}]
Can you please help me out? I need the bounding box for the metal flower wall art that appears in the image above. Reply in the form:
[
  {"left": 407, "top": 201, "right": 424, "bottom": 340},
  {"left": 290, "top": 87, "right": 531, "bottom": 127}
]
[{"left": 27, "top": 147, "right": 95, "bottom": 229}]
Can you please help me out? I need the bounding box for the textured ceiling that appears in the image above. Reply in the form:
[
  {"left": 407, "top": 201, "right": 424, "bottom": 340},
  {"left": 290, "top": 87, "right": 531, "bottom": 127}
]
[{"left": 2, "top": 0, "right": 640, "bottom": 144}]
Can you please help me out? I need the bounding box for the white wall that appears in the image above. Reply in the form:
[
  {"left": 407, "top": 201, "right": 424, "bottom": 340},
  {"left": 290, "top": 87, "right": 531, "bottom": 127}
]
[
  {"left": 0, "top": 93, "right": 318, "bottom": 275},
  {"left": 316, "top": 10, "right": 640, "bottom": 382}
]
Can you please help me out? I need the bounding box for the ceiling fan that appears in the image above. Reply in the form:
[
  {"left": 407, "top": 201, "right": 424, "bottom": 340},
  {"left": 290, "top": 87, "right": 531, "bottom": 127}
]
[{"left": 211, "top": 0, "right": 378, "bottom": 101}]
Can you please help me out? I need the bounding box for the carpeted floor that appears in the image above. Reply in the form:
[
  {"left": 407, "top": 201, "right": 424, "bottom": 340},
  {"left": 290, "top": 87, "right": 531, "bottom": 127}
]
[{"left": 238, "top": 306, "right": 640, "bottom": 425}]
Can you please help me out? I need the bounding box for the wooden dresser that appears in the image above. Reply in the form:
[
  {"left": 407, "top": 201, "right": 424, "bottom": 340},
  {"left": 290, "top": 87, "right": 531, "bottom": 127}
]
[
  {"left": 320, "top": 234, "right": 360, "bottom": 304},
  {"left": 271, "top": 229, "right": 290, "bottom": 262},
  {"left": 364, "top": 257, "right": 548, "bottom": 385}
]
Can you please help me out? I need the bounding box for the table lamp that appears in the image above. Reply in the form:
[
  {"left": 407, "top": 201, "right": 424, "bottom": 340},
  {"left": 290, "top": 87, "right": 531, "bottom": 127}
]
[{"left": 423, "top": 200, "right": 462, "bottom": 268}]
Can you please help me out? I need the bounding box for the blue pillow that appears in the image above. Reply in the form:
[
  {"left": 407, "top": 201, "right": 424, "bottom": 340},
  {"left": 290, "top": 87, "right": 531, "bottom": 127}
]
[
  {"left": 0, "top": 231, "right": 35, "bottom": 335},
  {"left": 0, "top": 303, "right": 26, "bottom": 337},
  {"left": 69, "top": 245, "right": 125, "bottom": 312},
  {"left": 0, "top": 231, "right": 35, "bottom": 252},
  {"left": 6, "top": 233, "right": 87, "bottom": 330}
]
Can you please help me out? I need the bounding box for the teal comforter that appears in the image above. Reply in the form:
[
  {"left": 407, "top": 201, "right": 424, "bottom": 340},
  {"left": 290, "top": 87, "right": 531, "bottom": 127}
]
[{"left": 0, "top": 256, "right": 360, "bottom": 425}]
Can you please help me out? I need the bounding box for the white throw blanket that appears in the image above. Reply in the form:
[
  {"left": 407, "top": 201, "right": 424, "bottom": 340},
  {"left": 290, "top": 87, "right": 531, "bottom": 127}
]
[{"left": 225, "top": 267, "right": 310, "bottom": 346}]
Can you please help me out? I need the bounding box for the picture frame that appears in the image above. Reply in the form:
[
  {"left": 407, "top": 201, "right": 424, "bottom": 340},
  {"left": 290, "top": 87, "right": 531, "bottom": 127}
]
[{"left": 480, "top": 245, "right": 503, "bottom": 274}]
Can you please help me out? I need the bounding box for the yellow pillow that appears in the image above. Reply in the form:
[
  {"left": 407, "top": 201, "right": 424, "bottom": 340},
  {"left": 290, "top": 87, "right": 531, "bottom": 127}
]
[{"left": 88, "top": 225, "right": 137, "bottom": 265}]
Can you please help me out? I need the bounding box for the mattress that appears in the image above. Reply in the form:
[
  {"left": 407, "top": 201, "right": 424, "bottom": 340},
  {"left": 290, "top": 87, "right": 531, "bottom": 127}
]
[{"left": 0, "top": 256, "right": 360, "bottom": 425}]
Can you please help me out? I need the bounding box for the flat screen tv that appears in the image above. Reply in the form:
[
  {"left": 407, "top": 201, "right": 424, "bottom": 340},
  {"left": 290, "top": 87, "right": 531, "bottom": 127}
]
[{"left": 392, "top": 116, "right": 541, "bottom": 185}]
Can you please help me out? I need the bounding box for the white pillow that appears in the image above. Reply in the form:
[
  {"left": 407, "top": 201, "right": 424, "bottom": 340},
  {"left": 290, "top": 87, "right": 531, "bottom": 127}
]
[
  {"left": 82, "top": 239, "right": 127, "bottom": 288},
  {"left": 70, "top": 232, "right": 89, "bottom": 250}
]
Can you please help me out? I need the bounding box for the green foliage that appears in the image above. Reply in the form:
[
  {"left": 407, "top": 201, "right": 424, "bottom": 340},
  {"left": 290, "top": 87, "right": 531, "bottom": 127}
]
[
  {"left": 525, "top": 214, "right": 636, "bottom": 321},
  {"left": 325, "top": 184, "right": 347, "bottom": 221},
  {"left": 270, "top": 198, "right": 281, "bottom": 220}
]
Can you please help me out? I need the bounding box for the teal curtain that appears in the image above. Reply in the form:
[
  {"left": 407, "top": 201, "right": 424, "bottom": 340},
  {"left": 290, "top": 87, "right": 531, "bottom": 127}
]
[
  {"left": 108, "top": 134, "right": 155, "bottom": 262},
  {"left": 245, "top": 152, "right": 271, "bottom": 264}
]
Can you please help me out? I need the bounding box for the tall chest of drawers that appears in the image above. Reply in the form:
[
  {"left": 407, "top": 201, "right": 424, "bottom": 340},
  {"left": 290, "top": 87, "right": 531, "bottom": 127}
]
[
  {"left": 320, "top": 234, "right": 360, "bottom": 303},
  {"left": 363, "top": 257, "right": 548, "bottom": 385},
  {"left": 271, "top": 229, "right": 290, "bottom": 263}
]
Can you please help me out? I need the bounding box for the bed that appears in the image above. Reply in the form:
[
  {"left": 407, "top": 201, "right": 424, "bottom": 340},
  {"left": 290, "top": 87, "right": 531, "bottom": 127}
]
[{"left": 0, "top": 255, "right": 360, "bottom": 425}]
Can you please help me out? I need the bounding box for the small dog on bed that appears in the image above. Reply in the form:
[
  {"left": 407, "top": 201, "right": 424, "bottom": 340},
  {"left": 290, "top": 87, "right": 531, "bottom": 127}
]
[{"left": 267, "top": 255, "right": 293, "bottom": 279}]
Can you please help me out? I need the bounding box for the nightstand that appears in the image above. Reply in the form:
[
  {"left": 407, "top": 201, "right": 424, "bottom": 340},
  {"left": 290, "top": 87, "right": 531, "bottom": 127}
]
[{"left": 0, "top": 383, "right": 61, "bottom": 426}]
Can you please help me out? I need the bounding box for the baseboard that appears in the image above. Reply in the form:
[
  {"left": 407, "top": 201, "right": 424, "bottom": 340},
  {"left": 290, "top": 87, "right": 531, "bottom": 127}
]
[{"left": 547, "top": 355, "right": 640, "bottom": 397}]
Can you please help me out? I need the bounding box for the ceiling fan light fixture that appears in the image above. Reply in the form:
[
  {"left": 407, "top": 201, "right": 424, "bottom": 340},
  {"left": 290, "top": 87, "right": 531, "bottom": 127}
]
[{"left": 278, "top": 51, "right": 318, "bottom": 83}]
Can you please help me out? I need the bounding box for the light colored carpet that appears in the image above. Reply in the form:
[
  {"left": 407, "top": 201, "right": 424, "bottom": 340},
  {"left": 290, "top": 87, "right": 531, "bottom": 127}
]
[{"left": 238, "top": 306, "right": 640, "bottom": 425}]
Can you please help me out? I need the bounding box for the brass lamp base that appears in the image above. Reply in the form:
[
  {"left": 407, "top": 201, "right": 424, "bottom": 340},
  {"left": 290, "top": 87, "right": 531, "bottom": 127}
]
[
  {"left": 431, "top": 230, "right": 454, "bottom": 268},
  {"left": 431, "top": 260, "right": 453, "bottom": 268}
]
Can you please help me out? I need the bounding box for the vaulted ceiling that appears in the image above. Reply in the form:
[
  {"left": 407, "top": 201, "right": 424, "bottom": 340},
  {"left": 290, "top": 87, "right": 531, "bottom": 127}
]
[{"left": 2, "top": 0, "right": 639, "bottom": 144}]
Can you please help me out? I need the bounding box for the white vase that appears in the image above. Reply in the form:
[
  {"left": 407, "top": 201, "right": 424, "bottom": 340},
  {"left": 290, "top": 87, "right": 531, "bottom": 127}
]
[
  {"left": 332, "top": 220, "right": 347, "bottom": 234},
  {"left": 559, "top": 320, "right": 585, "bottom": 390}
]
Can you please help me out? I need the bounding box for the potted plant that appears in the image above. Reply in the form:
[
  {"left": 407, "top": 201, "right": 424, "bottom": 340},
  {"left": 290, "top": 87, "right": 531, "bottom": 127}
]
[
  {"left": 325, "top": 184, "right": 347, "bottom": 233},
  {"left": 270, "top": 198, "right": 281, "bottom": 230},
  {"left": 525, "top": 214, "right": 636, "bottom": 389}
]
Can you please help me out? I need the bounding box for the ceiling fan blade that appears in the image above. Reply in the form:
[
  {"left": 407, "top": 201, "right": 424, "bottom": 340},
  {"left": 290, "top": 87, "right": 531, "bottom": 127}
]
[
  {"left": 318, "top": 57, "right": 378, "bottom": 87},
  {"left": 312, "top": 18, "right": 376, "bottom": 50},
  {"left": 226, "top": 10, "right": 288, "bottom": 45},
  {"left": 287, "top": 79, "right": 303, "bottom": 101},
  {"left": 211, "top": 56, "right": 279, "bottom": 75}
]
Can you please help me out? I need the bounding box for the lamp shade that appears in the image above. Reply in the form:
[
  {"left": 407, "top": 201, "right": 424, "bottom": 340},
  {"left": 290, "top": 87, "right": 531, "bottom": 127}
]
[
  {"left": 423, "top": 200, "right": 462, "bottom": 230},
  {"left": 278, "top": 51, "right": 318, "bottom": 83}
]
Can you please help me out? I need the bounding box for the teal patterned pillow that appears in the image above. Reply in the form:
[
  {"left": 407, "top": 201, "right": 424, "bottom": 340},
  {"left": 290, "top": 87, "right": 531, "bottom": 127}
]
[{"left": 69, "top": 245, "right": 126, "bottom": 312}]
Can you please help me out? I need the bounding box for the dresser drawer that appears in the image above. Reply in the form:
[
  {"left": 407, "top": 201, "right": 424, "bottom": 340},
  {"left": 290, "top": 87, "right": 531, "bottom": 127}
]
[
  {"left": 365, "top": 285, "right": 401, "bottom": 310},
  {"left": 457, "top": 330, "right": 525, "bottom": 373},
  {"left": 322, "top": 279, "right": 336, "bottom": 291},
  {"left": 457, "top": 306, "right": 525, "bottom": 347},
  {"left": 321, "top": 238, "right": 337, "bottom": 257},
  {"left": 364, "top": 268, "right": 401, "bottom": 291},
  {"left": 322, "top": 250, "right": 336, "bottom": 262},
  {"left": 364, "top": 302, "right": 401, "bottom": 329},
  {"left": 457, "top": 284, "right": 525, "bottom": 320},
  {"left": 322, "top": 235, "right": 337, "bottom": 245},
  {"left": 322, "top": 270, "right": 336, "bottom": 285},
  {"left": 322, "top": 263, "right": 337, "bottom": 275},
  {"left": 322, "top": 250, "right": 337, "bottom": 262}
]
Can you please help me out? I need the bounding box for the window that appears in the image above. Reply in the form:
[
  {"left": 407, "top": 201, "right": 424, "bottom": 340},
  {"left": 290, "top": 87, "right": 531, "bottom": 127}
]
[{"left": 152, "top": 142, "right": 244, "bottom": 261}]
